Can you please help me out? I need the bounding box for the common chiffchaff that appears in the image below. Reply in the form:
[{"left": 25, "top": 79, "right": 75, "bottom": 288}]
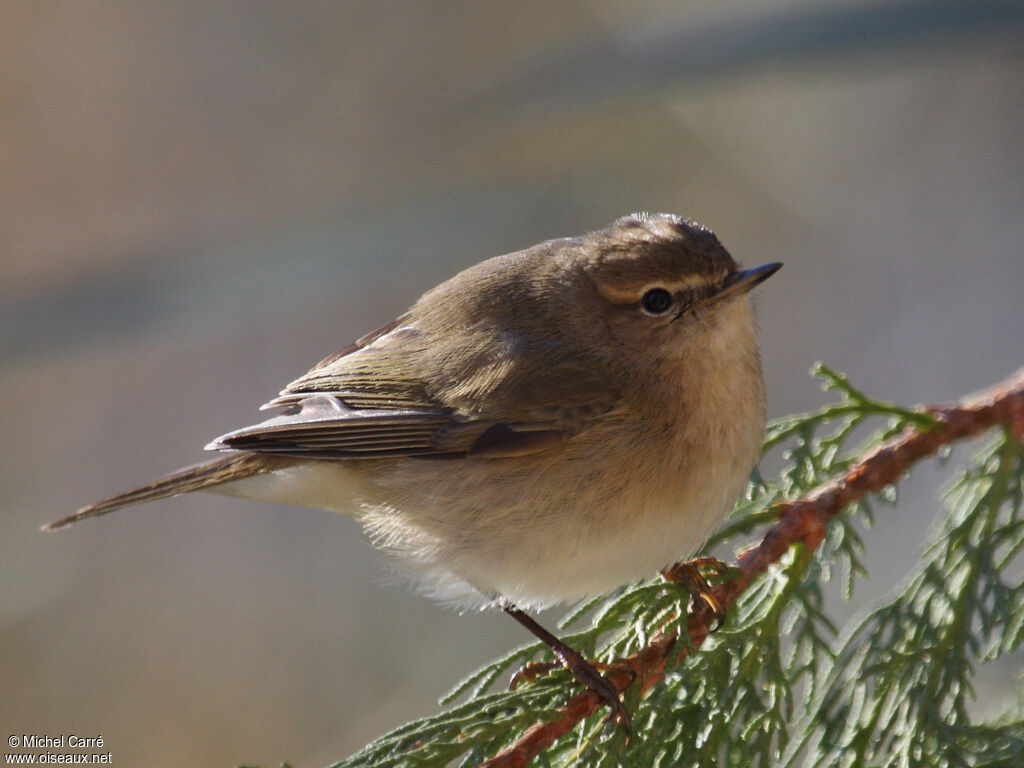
[{"left": 46, "top": 212, "right": 779, "bottom": 730}]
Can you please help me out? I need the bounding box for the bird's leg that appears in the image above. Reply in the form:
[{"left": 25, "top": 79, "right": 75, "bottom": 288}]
[
  {"left": 661, "top": 556, "right": 729, "bottom": 628},
  {"left": 503, "top": 606, "right": 633, "bottom": 739}
]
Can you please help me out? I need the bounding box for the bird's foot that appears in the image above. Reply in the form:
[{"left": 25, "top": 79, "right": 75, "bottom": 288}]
[
  {"left": 504, "top": 607, "right": 634, "bottom": 740},
  {"left": 661, "top": 556, "right": 730, "bottom": 629},
  {"left": 509, "top": 659, "right": 561, "bottom": 689},
  {"left": 510, "top": 657, "right": 625, "bottom": 689}
]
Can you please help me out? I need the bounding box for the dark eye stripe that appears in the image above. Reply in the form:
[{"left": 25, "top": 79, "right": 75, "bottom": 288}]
[{"left": 640, "top": 288, "right": 673, "bottom": 315}]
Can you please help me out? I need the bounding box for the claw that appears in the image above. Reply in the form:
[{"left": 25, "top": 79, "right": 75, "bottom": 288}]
[
  {"left": 504, "top": 606, "right": 635, "bottom": 740},
  {"left": 662, "top": 557, "right": 730, "bottom": 630},
  {"left": 509, "top": 658, "right": 636, "bottom": 740},
  {"left": 509, "top": 660, "right": 560, "bottom": 690}
]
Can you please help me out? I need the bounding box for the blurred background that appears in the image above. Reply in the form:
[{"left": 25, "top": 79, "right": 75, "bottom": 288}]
[{"left": 3, "top": 1, "right": 1023, "bottom": 765}]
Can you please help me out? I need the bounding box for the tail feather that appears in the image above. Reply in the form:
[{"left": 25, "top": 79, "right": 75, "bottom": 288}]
[{"left": 43, "top": 453, "right": 277, "bottom": 531}]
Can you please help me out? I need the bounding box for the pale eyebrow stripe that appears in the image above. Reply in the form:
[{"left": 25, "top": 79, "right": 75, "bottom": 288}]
[{"left": 595, "top": 274, "right": 720, "bottom": 304}]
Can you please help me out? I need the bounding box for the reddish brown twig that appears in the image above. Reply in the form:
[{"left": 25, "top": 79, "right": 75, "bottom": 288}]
[{"left": 481, "top": 366, "right": 1024, "bottom": 768}]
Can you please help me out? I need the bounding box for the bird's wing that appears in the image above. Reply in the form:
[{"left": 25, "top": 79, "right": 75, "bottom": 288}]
[{"left": 207, "top": 316, "right": 610, "bottom": 460}]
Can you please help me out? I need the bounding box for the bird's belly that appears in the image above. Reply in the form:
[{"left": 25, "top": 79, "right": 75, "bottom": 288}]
[
  {"left": 216, "top": 408, "right": 760, "bottom": 611},
  {"left": 355, "top": 435, "right": 754, "bottom": 610}
]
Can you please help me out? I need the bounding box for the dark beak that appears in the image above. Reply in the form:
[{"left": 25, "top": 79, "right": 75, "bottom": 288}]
[{"left": 714, "top": 262, "right": 782, "bottom": 301}]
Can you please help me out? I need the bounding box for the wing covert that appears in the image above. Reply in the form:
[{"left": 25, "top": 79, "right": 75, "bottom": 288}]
[{"left": 208, "top": 312, "right": 617, "bottom": 460}]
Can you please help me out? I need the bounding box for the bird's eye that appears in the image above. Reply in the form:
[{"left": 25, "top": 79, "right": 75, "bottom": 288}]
[{"left": 640, "top": 288, "right": 673, "bottom": 315}]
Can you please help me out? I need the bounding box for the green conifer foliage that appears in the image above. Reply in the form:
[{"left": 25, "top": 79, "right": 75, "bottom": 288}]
[{"left": 328, "top": 366, "right": 1023, "bottom": 768}]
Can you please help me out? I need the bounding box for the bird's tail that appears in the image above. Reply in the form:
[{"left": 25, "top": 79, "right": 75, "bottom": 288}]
[{"left": 43, "top": 452, "right": 276, "bottom": 531}]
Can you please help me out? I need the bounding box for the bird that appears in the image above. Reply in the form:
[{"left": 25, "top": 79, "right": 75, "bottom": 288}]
[{"left": 45, "top": 212, "right": 779, "bottom": 733}]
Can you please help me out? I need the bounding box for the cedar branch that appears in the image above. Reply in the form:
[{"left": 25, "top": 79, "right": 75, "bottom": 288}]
[{"left": 481, "top": 366, "right": 1024, "bottom": 768}]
